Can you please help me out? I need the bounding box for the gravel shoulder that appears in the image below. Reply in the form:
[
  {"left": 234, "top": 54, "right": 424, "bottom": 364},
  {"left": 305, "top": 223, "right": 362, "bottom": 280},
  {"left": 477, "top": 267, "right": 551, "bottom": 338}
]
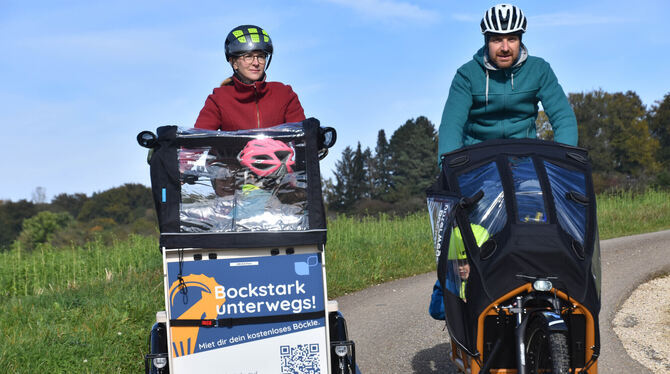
[
  {"left": 598, "top": 230, "right": 670, "bottom": 373},
  {"left": 613, "top": 274, "right": 670, "bottom": 373}
]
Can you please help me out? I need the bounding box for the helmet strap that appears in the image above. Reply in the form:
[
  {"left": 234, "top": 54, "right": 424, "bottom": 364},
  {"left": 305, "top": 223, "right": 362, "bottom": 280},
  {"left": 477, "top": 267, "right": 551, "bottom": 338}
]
[{"left": 265, "top": 53, "right": 272, "bottom": 70}]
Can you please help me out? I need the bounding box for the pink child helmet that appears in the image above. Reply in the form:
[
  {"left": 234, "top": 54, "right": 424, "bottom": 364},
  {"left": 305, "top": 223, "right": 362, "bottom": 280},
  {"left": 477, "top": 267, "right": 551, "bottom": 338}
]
[{"left": 237, "top": 138, "right": 295, "bottom": 177}]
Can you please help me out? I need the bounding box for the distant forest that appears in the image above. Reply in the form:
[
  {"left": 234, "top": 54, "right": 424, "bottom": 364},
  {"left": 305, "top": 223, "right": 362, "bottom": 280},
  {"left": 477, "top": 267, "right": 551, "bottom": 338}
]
[
  {"left": 0, "top": 184, "right": 156, "bottom": 251},
  {"left": 2, "top": 89, "right": 669, "bottom": 250}
]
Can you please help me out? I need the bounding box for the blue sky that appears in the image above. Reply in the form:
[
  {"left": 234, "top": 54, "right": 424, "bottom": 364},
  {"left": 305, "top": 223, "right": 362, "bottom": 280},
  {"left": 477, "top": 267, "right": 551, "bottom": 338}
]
[{"left": 2, "top": 0, "right": 669, "bottom": 202}]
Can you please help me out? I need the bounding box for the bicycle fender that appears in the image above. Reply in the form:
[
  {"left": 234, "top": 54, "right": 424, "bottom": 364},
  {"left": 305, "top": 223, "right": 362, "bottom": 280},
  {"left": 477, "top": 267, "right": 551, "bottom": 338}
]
[{"left": 534, "top": 311, "right": 568, "bottom": 332}]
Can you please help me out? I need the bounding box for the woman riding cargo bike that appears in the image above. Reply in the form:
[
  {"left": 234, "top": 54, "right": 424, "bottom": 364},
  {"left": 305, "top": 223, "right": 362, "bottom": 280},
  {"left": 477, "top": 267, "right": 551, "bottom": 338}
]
[{"left": 138, "top": 25, "right": 357, "bottom": 374}]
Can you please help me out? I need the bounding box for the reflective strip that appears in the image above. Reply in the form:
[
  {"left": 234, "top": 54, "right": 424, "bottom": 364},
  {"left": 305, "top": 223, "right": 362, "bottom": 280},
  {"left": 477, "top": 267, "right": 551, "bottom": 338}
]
[
  {"left": 248, "top": 27, "right": 260, "bottom": 43},
  {"left": 233, "top": 28, "right": 267, "bottom": 44},
  {"left": 162, "top": 188, "right": 166, "bottom": 202},
  {"left": 161, "top": 228, "right": 327, "bottom": 237},
  {"left": 232, "top": 29, "right": 246, "bottom": 43}
]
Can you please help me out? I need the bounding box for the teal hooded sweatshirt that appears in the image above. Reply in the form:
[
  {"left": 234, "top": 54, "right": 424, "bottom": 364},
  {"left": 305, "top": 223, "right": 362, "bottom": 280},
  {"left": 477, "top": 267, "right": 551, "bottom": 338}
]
[{"left": 437, "top": 45, "right": 577, "bottom": 162}]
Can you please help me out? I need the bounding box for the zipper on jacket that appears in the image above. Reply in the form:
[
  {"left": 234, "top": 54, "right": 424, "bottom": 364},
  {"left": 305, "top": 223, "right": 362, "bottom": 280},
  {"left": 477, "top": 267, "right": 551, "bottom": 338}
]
[{"left": 254, "top": 85, "right": 260, "bottom": 128}]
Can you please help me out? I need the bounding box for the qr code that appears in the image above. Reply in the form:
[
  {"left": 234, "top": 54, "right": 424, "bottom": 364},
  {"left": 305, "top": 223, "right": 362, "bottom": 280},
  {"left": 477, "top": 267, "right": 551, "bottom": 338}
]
[{"left": 280, "top": 344, "right": 321, "bottom": 374}]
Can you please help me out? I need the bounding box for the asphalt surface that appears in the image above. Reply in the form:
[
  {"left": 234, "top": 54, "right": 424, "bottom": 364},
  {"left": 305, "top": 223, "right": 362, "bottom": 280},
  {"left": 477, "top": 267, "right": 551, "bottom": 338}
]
[{"left": 336, "top": 229, "right": 670, "bottom": 373}]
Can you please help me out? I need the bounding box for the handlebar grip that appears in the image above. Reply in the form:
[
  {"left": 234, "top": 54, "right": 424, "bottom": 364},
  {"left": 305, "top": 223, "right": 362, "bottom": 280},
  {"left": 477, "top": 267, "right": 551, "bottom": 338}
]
[{"left": 459, "top": 190, "right": 484, "bottom": 209}]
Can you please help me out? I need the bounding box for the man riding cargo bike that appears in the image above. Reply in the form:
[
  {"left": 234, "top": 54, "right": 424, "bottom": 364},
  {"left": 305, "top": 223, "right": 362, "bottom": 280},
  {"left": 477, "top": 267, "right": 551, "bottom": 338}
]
[{"left": 429, "top": 5, "right": 599, "bottom": 373}]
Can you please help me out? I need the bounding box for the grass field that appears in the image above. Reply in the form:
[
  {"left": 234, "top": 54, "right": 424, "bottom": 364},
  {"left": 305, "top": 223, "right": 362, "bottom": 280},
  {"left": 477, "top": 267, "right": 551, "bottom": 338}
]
[
  {"left": 0, "top": 235, "right": 162, "bottom": 373},
  {"left": 595, "top": 189, "right": 670, "bottom": 240},
  {"left": 1, "top": 190, "right": 669, "bottom": 372}
]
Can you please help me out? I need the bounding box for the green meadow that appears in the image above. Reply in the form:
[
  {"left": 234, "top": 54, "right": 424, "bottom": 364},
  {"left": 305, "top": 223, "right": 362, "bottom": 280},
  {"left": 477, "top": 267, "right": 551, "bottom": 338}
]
[{"left": 1, "top": 190, "right": 669, "bottom": 372}]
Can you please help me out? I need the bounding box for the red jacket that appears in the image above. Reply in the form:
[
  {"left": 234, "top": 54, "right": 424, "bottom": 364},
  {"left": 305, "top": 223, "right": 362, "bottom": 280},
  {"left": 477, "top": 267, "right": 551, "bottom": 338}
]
[{"left": 194, "top": 76, "right": 306, "bottom": 130}]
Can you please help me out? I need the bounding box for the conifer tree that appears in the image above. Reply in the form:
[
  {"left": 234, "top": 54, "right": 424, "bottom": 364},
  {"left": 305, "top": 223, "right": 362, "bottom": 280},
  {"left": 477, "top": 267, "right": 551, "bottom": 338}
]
[
  {"left": 351, "top": 142, "right": 370, "bottom": 201},
  {"left": 327, "top": 146, "right": 355, "bottom": 212},
  {"left": 370, "top": 130, "right": 393, "bottom": 199},
  {"left": 388, "top": 116, "right": 438, "bottom": 200}
]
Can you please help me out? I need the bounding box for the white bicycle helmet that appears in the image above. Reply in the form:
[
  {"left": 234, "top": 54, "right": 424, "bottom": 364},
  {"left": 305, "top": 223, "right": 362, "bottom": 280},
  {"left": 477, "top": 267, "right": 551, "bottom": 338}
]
[{"left": 480, "top": 4, "right": 527, "bottom": 35}]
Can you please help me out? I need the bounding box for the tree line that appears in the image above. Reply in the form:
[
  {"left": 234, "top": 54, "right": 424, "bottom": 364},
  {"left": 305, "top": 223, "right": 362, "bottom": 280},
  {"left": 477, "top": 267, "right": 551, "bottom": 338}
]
[
  {"left": 325, "top": 90, "right": 670, "bottom": 215},
  {"left": 323, "top": 116, "right": 438, "bottom": 215},
  {"left": 0, "top": 183, "right": 156, "bottom": 251},
  {"left": 2, "top": 89, "right": 668, "bottom": 248}
]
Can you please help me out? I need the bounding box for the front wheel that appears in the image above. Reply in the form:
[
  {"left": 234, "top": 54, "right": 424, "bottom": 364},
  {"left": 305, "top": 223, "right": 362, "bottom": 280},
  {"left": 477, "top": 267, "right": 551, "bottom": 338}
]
[{"left": 525, "top": 317, "right": 570, "bottom": 374}]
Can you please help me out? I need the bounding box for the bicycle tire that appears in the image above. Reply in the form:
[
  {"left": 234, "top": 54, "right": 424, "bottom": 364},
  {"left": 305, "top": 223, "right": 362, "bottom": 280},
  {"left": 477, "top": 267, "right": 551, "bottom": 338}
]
[{"left": 525, "top": 316, "right": 570, "bottom": 374}]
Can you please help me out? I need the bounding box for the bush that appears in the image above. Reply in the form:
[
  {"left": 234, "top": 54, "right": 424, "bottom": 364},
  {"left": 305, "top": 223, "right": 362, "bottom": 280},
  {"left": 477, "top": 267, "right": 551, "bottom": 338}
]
[
  {"left": 49, "top": 217, "right": 156, "bottom": 249},
  {"left": 652, "top": 170, "right": 670, "bottom": 188},
  {"left": 17, "top": 211, "right": 73, "bottom": 251},
  {"left": 350, "top": 199, "right": 395, "bottom": 216},
  {"left": 591, "top": 172, "right": 658, "bottom": 194}
]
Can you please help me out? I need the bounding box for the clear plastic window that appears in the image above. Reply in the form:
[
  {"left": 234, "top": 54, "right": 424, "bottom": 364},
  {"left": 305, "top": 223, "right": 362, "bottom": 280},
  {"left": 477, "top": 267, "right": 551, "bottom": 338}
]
[
  {"left": 443, "top": 223, "right": 489, "bottom": 301},
  {"left": 457, "top": 161, "right": 507, "bottom": 236},
  {"left": 428, "top": 195, "right": 489, "bottom": 301},
  {"left": 178, "top": 140, "right": 308, "bottom": 233},
  {"left": 544, "top": 161, "right": 587, "bottom": 245},
  {"left": 509, "top": 156, "right": 546, "bottom": 223}
]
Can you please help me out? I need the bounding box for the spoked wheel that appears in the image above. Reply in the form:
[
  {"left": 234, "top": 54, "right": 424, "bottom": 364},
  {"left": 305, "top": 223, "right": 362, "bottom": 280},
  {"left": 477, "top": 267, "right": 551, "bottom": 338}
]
[{"left": 525, "top": 317, "right": 570, "bottom": 374}]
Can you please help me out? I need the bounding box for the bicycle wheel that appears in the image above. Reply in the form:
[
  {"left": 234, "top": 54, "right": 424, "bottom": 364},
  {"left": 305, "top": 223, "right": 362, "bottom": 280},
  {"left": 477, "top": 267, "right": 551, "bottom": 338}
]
[{"left": 525, "top": 317, "right": 570, "bottom": 374}]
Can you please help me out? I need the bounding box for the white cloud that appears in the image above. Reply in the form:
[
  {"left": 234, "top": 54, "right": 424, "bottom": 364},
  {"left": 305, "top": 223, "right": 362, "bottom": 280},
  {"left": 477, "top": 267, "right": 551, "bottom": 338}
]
[
  {"left": 324, "top": 0, "right": 439, "bottom": 22},
  {"left": 10, "top": 28, "right": 211, "bottom": 65}
]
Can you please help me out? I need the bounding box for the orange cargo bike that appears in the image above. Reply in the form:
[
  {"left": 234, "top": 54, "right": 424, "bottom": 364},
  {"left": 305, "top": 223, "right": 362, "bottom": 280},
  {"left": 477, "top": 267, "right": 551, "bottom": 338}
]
[{"left": 427, "top": 139, "right": 601, "bottom": 373}]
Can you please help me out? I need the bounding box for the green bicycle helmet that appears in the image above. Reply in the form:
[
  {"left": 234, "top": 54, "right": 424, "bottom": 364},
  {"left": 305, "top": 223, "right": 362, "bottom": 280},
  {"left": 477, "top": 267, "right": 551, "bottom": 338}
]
[
  {"left": 448, "top": 224, "right": 490, "bottom": 260},
  {"left": 224, "top": 25, "right": 273, "bottom": 69}
]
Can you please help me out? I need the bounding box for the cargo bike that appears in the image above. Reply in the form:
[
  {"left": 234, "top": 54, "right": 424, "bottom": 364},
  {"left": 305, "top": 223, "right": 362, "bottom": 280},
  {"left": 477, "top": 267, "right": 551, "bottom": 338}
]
[
  {"left": 427, "top": 139, "right": 601, "bottom": 373},
  {"left": 137, "top": 118, "right": 356, "bottom": 373}
]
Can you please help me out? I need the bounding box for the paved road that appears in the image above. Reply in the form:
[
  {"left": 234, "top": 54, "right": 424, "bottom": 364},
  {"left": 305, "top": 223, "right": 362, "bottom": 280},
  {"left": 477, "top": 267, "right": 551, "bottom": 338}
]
[{"left": 336, "top": 229, "right": 670, "bottom": 373}]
